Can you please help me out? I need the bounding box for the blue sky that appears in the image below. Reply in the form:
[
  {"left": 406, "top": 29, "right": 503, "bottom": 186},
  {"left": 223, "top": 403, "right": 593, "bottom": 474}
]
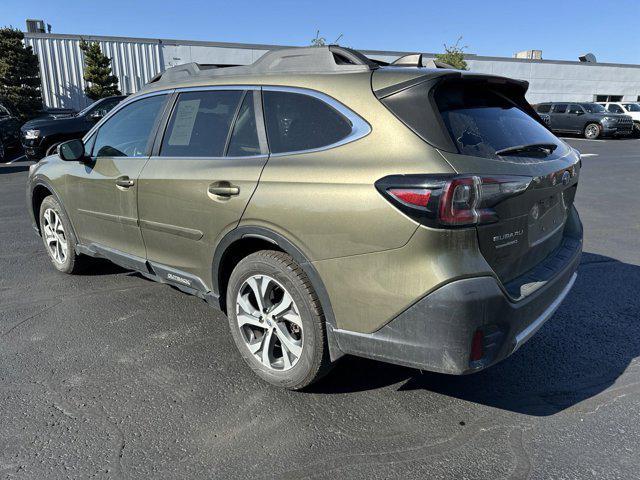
[{"left": 4, "top": 0, "right": 640, "bottom": 64}]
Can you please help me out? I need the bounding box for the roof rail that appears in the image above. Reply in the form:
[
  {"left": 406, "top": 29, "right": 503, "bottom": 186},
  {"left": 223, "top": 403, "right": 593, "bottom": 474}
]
[
  {"left": 144, "top": 45, "right": 378, "bottom": 88},
  {"left": 391, "top": 53, "right": 454, "bottom": 69}
]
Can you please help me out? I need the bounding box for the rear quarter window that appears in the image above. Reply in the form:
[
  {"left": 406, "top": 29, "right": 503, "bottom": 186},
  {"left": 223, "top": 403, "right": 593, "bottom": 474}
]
[
  {"left": 536, "top": 104, "right": 551, "bottom": 113},
  {"left": 263, "top": 91, "right": 352, "bottom": 154}
]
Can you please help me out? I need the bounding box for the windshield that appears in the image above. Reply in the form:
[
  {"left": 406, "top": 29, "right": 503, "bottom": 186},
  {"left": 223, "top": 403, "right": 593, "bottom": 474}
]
[
  {"left": 581, "top": 103, "right": 606, "bottom": 113},
  {"left": 76, "top": 99, "right": 104, "bottom": 117},
  {"left": 623, "top": 103, "right": 640, "bottom": 112},
  {"left": 436, "top": 84, "right": 566, "bottom": 161}
]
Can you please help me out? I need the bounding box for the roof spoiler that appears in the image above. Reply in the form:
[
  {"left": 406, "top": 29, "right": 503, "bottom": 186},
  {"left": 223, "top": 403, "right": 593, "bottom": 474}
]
[{"left": 391, "top": 53, "right": 454, "bottom": 69}]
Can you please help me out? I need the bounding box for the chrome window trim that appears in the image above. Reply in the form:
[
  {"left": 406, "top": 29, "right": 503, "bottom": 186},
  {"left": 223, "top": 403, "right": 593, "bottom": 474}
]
[
  {"left": 83, "top": 84, "right": 371, "bottom": 156},
  {"left": 82, "top": 89, "right": 175, "bottom": 143},
  {"left": 262, "top": 85, "right": 371, "bottom": 157}
]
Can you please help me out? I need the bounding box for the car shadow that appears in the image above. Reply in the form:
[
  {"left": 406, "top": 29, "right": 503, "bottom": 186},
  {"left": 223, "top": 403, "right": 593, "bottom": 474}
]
[
  {"left": 310, "top": 252, "right": 640, "bottom": 416},
  {"left": 79, "top": 258, "right": 129, "bottom": 276}
]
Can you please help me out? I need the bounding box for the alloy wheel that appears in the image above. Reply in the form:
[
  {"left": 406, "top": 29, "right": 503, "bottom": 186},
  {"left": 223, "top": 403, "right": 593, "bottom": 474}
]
[
  {"left": 585, "top": 124, "right": 600, "bottom": 139},
  {"left": 42, "top": 208, "right": 68, "bottom": 264},
  {"left": 236, "top": 274, "right": 303, "bottom": 371}
]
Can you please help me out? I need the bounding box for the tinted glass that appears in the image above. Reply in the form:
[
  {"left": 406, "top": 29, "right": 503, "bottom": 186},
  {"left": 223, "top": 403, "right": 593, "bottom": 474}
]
[
  {"left": 93, "top": 95, "right": 167, "bottom": 158},
  {"left": 581, "top": 103, "right": 606, "bottom": 113},
  {"left": 536, "top": 104, "right": 551, "bottom": 113},
  {"left": 227, "top": 91, "right": 261, "bottom": 156},
  {"left": 92, "top": 98, "right": 122, "bottom": 117},
  {"left": 568, "top": 104, "right": 583, "bottom": 114},
  {"left": 623, "top": 103, "right": 640, "bottom": 112},
  {"left": 161, "top": 90, "right": 242, "bottom": 157},
  {"left": 436, "top": 85, "right": 566, "bottom": 161},
  {"left": 551, "top": 104, "right": 568, "bottom": 113},
  {"left": 607, "top": 104, "right": 624, "bottom": 113},
  {"left": 263, "top": 91, "right": 352, "bottom": 154}
]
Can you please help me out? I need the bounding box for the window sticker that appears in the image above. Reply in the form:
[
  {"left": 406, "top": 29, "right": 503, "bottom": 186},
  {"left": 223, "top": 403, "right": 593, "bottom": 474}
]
[{"left": 168, "top": 99, "right": 201, "bottom": 146}]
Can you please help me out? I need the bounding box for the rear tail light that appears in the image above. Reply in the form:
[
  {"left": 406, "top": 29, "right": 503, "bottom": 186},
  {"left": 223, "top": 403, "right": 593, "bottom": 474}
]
[
  {"left": 376, "top": 174, "right": 531, "bottom": 228},
  {"left": 470, "top": 330, "right": 485, "bottom": 362}
]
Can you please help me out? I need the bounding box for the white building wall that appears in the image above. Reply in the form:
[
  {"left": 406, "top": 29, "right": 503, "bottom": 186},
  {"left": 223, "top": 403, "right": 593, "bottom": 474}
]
[{"left": 24, "top": 32, "right": 640, "bottom": 110}]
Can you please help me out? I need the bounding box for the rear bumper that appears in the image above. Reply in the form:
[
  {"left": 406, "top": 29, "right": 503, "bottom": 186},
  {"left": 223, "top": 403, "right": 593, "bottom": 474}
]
[{"left": 334, "top": 211, "right": 582, "bottom": 375}]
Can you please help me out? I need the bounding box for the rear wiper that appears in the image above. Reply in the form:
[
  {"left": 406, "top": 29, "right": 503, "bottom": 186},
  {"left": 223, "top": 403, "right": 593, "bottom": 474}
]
[{"left": 495, "top": 143, "right": 557, "bottom": 157}]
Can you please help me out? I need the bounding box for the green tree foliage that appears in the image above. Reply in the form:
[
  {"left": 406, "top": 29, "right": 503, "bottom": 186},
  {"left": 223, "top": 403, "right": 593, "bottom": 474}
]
[
  {"left": 435, "top": 37, "right": 468, "bottom": 70},
  {"left": 80, "top": 39, "right": 121, "bottom": 100},
  {"left": 0, "top": 27, "right": 43, "bottom": 120}
]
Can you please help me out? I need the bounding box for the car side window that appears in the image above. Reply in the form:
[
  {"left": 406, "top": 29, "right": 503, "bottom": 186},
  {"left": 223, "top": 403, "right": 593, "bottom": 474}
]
[
  {"left": 92, "top": 98, "right": 121, "bottom": 118},
  {"left": 92, "top": 95, "right": 167, "bottom": 158},
  {"left": 536, "top": 104, "right": 551, "bottom": 113},
  {"left": 263, "top": 91, "right": 352, "bottom": 154},
  {"left": 607, "top": 104, "right": 623, "bottom": 113},
  {"left": 226, "top": 91, "right": 261, "bottom": 157},
  {"left": 568, "top": 104, "right": 583, "bottom": 114},
  {"left": 551, "top": 104, "right": 568, "bottom": 113},
  {"left": 160, "top": 90, "right": 243, "bottom": 157}
]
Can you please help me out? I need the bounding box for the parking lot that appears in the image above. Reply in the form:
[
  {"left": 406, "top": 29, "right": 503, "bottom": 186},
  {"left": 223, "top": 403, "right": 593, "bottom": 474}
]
[{"left": 1, "top": 137, "right": 639, "bottom": 479}]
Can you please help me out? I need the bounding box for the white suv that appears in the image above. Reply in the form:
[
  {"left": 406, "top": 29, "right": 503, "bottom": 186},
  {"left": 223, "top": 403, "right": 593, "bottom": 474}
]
[{"left": 598, "top": 102, "right": 640, "bottom": 135}]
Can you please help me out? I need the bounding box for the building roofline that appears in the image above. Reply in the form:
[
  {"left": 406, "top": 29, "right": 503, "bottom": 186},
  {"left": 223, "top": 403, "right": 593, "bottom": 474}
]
[{"left": 23, "top": 31, "right": 640, "bottom": 70}]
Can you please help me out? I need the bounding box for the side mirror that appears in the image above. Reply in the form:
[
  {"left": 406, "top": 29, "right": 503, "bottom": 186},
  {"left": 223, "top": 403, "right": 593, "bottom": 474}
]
[{"left": 58, "top": 139, "right": 86, "bottom": 162}]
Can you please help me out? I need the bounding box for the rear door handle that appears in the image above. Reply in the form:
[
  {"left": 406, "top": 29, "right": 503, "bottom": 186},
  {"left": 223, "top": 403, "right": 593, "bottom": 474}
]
[
  {"left": 116, "top": 176, "right": 135, "bottom": 188},
  {"left": 208, "top": 182, "right": 240, "bottom": 197}
]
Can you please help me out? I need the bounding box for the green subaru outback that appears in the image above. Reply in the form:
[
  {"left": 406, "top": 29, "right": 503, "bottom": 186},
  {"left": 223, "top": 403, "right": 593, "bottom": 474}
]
[{"left": 27, "top": 46, "right": 582, "bottom": 389}]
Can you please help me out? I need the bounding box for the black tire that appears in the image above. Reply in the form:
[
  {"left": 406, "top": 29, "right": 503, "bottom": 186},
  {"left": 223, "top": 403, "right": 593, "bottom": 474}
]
[
  {"left": 0, "top": 142, "right": 5, "bottom": 162},
  {"left": 226, "top": 250, "right": 333, "bottom": 390},
  {"left": 39, "top": 195, "right": 86, "bottom": 274},
  {"left": 633, "top": 122, "right": 640, "bottom": 138},
  {"left": 584, "top": 123, "right": 601, "bottom": 139}
]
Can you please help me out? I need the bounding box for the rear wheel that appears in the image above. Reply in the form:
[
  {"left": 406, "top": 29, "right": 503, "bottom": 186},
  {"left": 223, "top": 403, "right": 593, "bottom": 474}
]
[
  {"left": 0, "top": 142, "right": 5, "bottom": 162},
  {"left": 226, "top": 250, "right": 332, "bottom": 390},
  {"left": 584, "top": 123, "right": 601, "bottom": 139},
  {"left": 39, "top": 196, "right": 85, "bottom": 274}
]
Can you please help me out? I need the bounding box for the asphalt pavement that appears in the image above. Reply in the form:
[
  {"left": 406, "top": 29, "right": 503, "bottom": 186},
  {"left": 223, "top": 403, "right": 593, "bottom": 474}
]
[{"left": 1, "top": 138, "right": 639, "bottom": 479}]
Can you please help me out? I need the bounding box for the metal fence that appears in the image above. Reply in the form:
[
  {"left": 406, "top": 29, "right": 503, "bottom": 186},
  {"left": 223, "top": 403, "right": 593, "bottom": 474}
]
[{"left": 24, "top": 34, "right": 163, "bottom": 110}]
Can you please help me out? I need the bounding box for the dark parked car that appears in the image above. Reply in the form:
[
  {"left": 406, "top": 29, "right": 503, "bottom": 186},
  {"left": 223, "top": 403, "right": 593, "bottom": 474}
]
[
  {"left": 535, "top": 102, "right": 634, "bottom": 139},
  {"left": 0, "top": 104, "right": 22, "bottom": 162},
  {"left": 21, "top": 96, "right": 125, "bottom": 160}
]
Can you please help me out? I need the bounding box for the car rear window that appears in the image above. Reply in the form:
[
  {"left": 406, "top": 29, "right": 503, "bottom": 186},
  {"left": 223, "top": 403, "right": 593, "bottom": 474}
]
[{"left": 435, "top": 84, "right": 566, "bottom": 161}]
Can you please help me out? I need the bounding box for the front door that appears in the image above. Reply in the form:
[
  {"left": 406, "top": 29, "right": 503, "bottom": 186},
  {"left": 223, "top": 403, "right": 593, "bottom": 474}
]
[
  {"left": 137, "top": 88, "right": 268, "bottom": 289},
  {"left": 65, "top": 93, "right": 169, "bottom": 261}
]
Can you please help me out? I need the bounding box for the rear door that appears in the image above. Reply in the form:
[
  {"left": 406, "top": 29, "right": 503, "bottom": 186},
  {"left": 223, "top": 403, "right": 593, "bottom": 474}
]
[
  {"left": 136, "top": 87, "right": 268, "bottom": 289},
  {"left": 549, "top": 103, "right": 569, "bottom": 131}
]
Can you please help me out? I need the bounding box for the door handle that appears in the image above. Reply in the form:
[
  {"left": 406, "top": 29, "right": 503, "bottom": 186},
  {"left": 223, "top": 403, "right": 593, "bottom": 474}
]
[
  {"left": 116, "top": 176, "right": 135, "bottom": 188},
  {"left": 208, "top": 182, "right": 240, "bottom": 197}
]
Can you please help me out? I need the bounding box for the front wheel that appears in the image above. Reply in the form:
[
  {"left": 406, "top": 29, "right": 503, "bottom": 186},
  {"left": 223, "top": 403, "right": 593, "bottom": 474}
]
[
  {"left": 584, "top": 123, "right": 601, "bottom": 139},
  {"left": 226, "top": 250, "right": 333, "bottom": 390},
  {"left": 39, "top": 195, "right": 85, "bottom": 274}
]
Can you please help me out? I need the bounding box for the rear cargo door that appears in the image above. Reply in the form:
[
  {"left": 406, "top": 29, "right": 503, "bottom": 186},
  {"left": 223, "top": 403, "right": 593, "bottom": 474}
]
[
  {"left": 434, "top": 81, "right": 580, "bottom": 284},
  {"left": 376, "top": 73, "right": 581, "bottom": 285}
]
